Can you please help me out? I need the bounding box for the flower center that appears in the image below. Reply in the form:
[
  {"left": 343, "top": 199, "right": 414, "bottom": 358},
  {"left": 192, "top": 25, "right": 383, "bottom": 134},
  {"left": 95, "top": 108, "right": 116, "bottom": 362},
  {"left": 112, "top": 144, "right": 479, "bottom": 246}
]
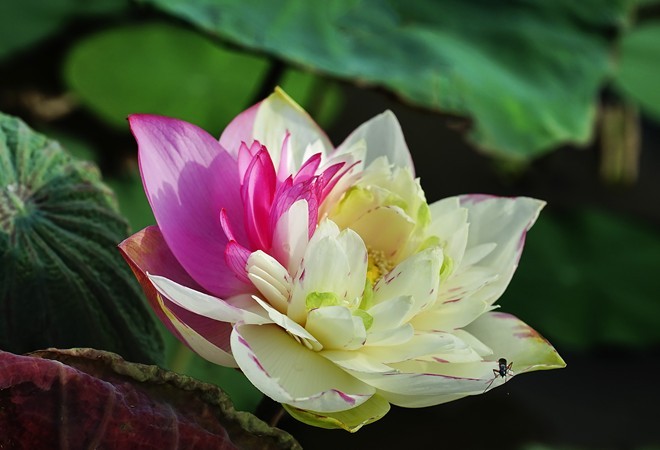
[{"left": 366, "top": 247, "right": 394, "bottom": 287}]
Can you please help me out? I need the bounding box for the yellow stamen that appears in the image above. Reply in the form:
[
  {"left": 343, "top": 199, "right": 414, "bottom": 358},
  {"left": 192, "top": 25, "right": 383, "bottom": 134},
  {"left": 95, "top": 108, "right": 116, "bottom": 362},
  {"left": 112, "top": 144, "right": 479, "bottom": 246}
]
[{"left": 366, "top": 247, "right": 394, "bottom": 286}]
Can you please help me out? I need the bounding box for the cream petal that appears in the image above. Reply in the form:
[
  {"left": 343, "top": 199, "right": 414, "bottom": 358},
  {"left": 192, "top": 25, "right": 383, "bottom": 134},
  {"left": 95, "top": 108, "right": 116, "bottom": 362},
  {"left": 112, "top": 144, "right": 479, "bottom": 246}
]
[
  {"left": 289, "top": 221, "right": 367, "bottom": 323},
  {"left": 306, "top": 306, "right": 367, "bottom": 350},
  {"left": 360, "top": 333, "right": 457, "bottom": 364},
  {"left": 247, "top": 271, "right": 289, "bottom": 315},
  {"left": 321, "top": 350, "right": 395, "bottom": 374},
  {"left": 452, "top": 329, "right": 493, "bottom": 357},
  {"left": 155, "top": 293, "right": 237, "bottom": 368},
  {"left": 373, "top": 247, "right": 442, "bottom": 319},
  {"left": 335, "top": 227, "right": 369, "bottom": 305},
  {"left": 283, "top": 393, "right": 390, "bottom": 432},
  {"left": 428, "top": 199, "right": 469, "bottom": 269},
  {"left": 367, "top": 295, "right": 415, "bottom": 333},
  {"left": 271, "top": 199, "right": 309, "bottom": 274},
  {"left": 231, "top": 324, "right": 375, "bottom": 413},
  {"left": 335, "top": 110, "right": 414, "bottom": 172},
  {"left": 147, "top": 274, "right": 270, "bottom": 325},
  {"left": 410, "top": 298, "right": 493, "bottom": 331},
  {"left": 349, "top": 206, "right": 416, "bottom": 259},
  {"left": 436, "top": 266, "right": 499, "bottom": 303},
  {"left": 458, "top": 195, "right": 545, "bottom": 306},
  {"left": 345, "top": 360, "right": 490, "bottom": 397},
  {"left": 366, "top": 323, "right": 414, "bottom": 347},
  {"left": 253, "top": 88, "right": 333, "bottom": 172},
  {"left": 247, "top": 250, "right": 291, "bottom": 314},
  {"left": 250, "top": 295, "right": 322, "bottom": 351},
  {"left": 464, "top": 311, "right": 566, "bottom": 373},
  {"left": 378, "top": 390, "right": 468, "bottom": 408}
]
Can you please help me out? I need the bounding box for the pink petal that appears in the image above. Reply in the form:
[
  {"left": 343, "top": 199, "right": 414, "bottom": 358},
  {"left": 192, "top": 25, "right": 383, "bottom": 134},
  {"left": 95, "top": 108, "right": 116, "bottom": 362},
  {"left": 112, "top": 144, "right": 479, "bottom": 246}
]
[
  {"left": 241, "top": 146, "right": 277, "bottom": 250},
  {"left": 218, "top": 102, "right": 260, "bottom": 157},
  {"left": 225, "top": 241, "right": 252, "bottom": 284},
  {"left": 118, "top": 227, "right": 234, "bottom": 357},
  {"left": 237, "top": 140, "right": 263, "bottom": 180},
  {"left": 129, "top": 114, "right": 248, "bottom": 297},
  {"left": 269, "top": 177, "right": 319, "bottom": 240},
  {"left": 293, "top": 153, "right": 322, "bottom": 183}
]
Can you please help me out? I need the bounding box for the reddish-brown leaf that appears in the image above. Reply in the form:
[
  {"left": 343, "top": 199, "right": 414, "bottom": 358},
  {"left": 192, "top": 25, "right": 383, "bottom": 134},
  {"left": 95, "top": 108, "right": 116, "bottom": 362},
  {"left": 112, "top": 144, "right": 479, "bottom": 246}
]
[{"left": 0, "top": 348, "right": 301, "bottom": 450}]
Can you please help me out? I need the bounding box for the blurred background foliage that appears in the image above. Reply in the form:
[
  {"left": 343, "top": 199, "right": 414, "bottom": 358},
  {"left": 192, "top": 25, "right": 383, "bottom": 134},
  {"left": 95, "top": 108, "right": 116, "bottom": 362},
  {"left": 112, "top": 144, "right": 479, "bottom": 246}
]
[{"left": 1, "top": 0, "right": 659, "bottom": 448}]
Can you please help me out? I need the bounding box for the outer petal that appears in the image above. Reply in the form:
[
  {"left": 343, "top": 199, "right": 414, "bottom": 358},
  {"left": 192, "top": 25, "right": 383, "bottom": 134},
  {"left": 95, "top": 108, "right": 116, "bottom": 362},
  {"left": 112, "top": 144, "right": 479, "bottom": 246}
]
[
  {"left": 384, "top": 312, "right": 566, "bottom": 407},
  {"left": 344, "top": 362, "right": 489, "bottom": 400},
  {"left": 457, "top": 195, "right": 545, "bottom": 306},
  {"left": 231, "top": 324, "right": 375, "bottom": 413},
  {"left": 283, "top": 394, "right": 390, "bottom": 432},
  {"left": 147, "top": 274, "right": 270, "bottom": 325},
  {"left": 427, "top": 198, "right": 469, "bottom": 270},
  {"left": 129, "top": 114, "right": 248, "bottom": 297},
  {"left": 464, "top": 311, "right": 566, "bottom": 373},
  {"left": 218, "top": 102, "right": 260, "bottom": 157},
  {"left": 119, "top": 226, "right": 237, "bottom": 366},
  {"left": 252, "top": 88, "right": 333, "bottom": 171},
  {"left": 335, "top": 110, "right": 414, "bottom": 173}
]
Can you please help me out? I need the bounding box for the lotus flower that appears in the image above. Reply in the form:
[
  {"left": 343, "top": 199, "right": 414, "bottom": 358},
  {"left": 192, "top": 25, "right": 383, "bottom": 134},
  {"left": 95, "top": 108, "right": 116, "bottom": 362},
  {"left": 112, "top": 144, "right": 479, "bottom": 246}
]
[{"left": 120, "top": 88, "right": 565, "bottom": 432}]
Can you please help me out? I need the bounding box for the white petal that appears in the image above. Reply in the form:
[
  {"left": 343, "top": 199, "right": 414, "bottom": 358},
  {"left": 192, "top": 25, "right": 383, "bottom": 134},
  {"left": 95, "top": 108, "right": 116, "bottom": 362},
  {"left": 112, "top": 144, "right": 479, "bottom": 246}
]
[
  {"left": 247, "top": 251, "right": 291, "bottom": 314},
  {"left": 428, "top": 202, "right": 469, "bottom": 270},
  {"left": 429, "top": 197, "right": 460, "bottom": 217},
  {"left": 414, "top": 331, "right": 483, "bottom": 364},
  {"left": 345, "top": 360, "right": 490, "bottom": 397},
  {"left": 366, "top": 323, "right": 414, "bottom": 347},
  {"left": 436, "top": 266, "right": 498, "bottom": 303},
  {"left": 426, "top": 264, "right": 500, "bottom": 331},
  {"left": 458, "top": 195, "right": 545, "bottom": 305},
  {"left": 464, "top": 311, "right": 566, "bottom": 373},
  {"left": 271, "top": 199, "right": 309, "bottom": 274},
  {"left": 410, "top": 298, "right": 492, "bottom": 331},
  {"left": 367, "top": 295, "right": 415, "bottom": 332},
  {"left": 148, "top": 274, "right": 270, "bottom": 325},
  {"left": 306, "top": 306, "right": 367, "bottom": 350},
  {"left": 231, "top": 324, "right": 375, "bottom": 413},
  {"left": 156, "top": 293, "right": 237, "bottom": 367},
  {"left": 336, "top": 228, "right": 369, "bottom": 304},
  {"left": 251, "top": 295, "right": 322, "bottom": 351},
  {"left": 373, "top": 247, "right": 442, "bottom": 319},
  {"left": 288, "top": 221, "right": 367, "bottom": 323},
  {"left": 335, "top": 110, "right": 414, "bottom": 172},
  {"left": 379, "top": 391, "right": 468, "bottom": 408},
  {"left": 321, "top": 350, "right": 395, "bottom": 374},
  {"left": 452, "top": 329, "right": 493, "bottom": 357},
  {"left": 360, "top": 333, "right": 457, "bottom": 364},
  {"left": 253, "top": 88, "right": 333, "bottom": 171},
  {"left": 460, "top": 242, "right": 497, "bottom": 267},
  {"left": 348, "top": 205, "right": 416, "bottom": 259}
]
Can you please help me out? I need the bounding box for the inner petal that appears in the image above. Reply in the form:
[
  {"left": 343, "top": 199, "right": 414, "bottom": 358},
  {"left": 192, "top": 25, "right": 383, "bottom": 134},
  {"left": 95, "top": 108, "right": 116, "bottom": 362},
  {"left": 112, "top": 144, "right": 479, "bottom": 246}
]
[{"left": 306, "top": 305, "right": 367, "bottom": 351}]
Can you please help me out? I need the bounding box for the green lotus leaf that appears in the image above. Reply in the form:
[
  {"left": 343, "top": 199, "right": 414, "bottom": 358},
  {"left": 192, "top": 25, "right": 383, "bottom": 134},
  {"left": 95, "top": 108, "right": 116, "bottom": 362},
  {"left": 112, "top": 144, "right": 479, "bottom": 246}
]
[{"left": 141, "top": 0, "right": 627, "bottom": 158}]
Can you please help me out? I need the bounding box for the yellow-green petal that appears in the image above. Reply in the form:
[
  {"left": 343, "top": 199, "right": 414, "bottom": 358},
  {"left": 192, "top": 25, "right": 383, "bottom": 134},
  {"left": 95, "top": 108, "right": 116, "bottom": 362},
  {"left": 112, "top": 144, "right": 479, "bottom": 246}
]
[{"left": 282, "top": 394, "right": 390, "bottom": 432}]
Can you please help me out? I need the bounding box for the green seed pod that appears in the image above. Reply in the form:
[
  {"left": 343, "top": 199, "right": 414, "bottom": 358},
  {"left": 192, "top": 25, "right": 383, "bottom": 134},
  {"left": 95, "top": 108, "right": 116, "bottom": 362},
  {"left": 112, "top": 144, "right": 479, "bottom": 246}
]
[{"left": 0, "top": 112, "right": 164, "bottom": 364}]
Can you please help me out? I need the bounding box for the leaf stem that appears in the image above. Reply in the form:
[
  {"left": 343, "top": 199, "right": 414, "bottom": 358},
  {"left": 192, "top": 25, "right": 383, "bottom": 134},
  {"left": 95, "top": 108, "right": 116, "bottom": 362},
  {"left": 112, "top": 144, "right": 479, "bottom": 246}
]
[
  {"left": 269, "top": 407, "right": 286, "bottom": 428},
  {"left": 250, "top": 59, "right": 286, "bottom": 106}
]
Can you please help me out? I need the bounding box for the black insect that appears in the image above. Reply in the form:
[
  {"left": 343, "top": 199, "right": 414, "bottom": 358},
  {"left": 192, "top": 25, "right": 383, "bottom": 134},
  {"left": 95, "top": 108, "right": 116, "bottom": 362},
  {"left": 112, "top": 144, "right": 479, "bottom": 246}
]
[{"left": 484, "top": 358, "right": 514, "bottom": 392}]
